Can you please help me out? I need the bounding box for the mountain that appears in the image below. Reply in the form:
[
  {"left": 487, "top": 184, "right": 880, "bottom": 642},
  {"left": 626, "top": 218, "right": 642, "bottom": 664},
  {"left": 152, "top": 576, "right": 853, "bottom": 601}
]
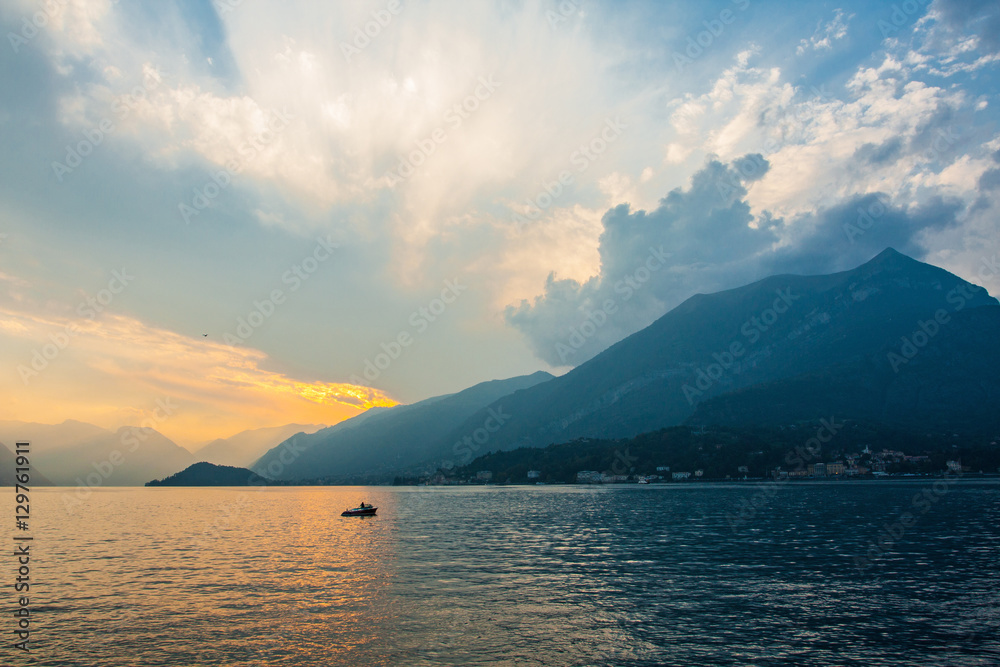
[
  {"left": 0, "top": 441, "right": 54, "bottom": 486},
  {"left": 0, "top": 420, "right": 194, "bottom": 486},
  {"left": 193, "top": 423, "right": 326, "bottom": 468},
  {"left": 688, "top": 304, "right": 1000, "bottom": 433},
  {"left": 24, "top": 248, "right": 995, "bottom": 487},
  {"left": 252, "top": 371, "right": 554, "bottom": 482},
  {"left": 0, "top": 419, "right": 109, "bottom": 453},
  {"left": 441, "top": 248, "right": 998, "bottom": 450},
  {"left": 146, "top": 462, "right": 270, "bottom": 486},
  {"left": 439, "top": 420, "right": 1000, "bottom": 485}
]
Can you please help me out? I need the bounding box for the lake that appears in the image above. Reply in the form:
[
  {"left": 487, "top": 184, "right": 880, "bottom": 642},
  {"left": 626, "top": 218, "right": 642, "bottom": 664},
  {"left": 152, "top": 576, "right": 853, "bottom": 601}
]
[{"left": 19, "top": 481, "right": 1000, "bottom": 665}]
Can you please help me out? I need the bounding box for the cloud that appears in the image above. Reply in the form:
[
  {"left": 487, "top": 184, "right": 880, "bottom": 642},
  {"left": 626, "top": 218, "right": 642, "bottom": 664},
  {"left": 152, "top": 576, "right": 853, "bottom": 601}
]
[
  {"left": 3, "top": 0, "right": 116, "bottom": 58},
  {"left": 30, "top": 0, "right": 629, "bottom": 247},
  {"left": 797, "top": 9, "right": 853, "bottom": 55},
  {"left": 3, "top": 0, "right": 999, "bottom": 421},
  {"left": 0, "top": 302, "right": 396, "bottom": 446},
  {"left": 506, "top": 160, "right": 965, "bottom": 368},
  {"left": 766, "top": 193, "right": 962, "bottom": 275},
  {"left": 930, "top": 0, "right": 1000, "bottom": 52},
  {"left": 979, "top": 167, "right": 1000, "bottom": 190},
  {"left": 899, "top": 0, "right": 1000, "bottom": 77},
  {"left": 852, "top": 137, "right": 905, "bottom": 166},
  {"left": 505, "top": 154, "right": 778, "bottom": 367}
]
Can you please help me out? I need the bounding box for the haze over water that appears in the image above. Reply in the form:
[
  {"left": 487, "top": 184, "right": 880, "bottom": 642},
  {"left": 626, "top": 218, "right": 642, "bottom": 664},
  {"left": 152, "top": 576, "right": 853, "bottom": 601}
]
[{"left": 23, "top": 482, "right": 1000, "bottom": 666}]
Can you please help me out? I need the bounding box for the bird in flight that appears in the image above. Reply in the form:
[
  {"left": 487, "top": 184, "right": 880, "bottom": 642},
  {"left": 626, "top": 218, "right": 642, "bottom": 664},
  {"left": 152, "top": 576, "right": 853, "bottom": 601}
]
[{"left": 202, "top": 333, "right": 208, "bottom": 337}]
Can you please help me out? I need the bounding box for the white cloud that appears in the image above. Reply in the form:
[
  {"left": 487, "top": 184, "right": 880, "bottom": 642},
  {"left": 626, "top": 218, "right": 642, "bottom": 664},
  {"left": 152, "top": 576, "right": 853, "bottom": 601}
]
[
  {"left": 11, "top": 0, "right": 1000, "bottom": 382},
  {"left": 796, "top": 9, "right": 853, "bottom": 55}
]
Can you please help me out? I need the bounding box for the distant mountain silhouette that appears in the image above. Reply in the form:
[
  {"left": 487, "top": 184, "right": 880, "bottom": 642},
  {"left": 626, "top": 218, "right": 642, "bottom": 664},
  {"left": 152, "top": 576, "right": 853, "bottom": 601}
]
[
  {"left": 0, "top": 419, "right": 109, "bottom": 453},
  {"left": 193, "top": 423, "right": 326, "bottom": 468},
  {"left": 71, "top": 248, "right": 1000, "bottom": 486},
  {"left": 253, "top": 371, "right": 554, "bottom": 481},
  {"left": 440, "top": 248, "right": 997, "bottom": 451},
  {"left": 0, "top": 441, "right": 53, "bottom": 486},
  {"left": 0, "top": 420, "right": 194, "bottom": 486},
  {"left": 146, "top": 461, "right": 269, "bottom": 486}
]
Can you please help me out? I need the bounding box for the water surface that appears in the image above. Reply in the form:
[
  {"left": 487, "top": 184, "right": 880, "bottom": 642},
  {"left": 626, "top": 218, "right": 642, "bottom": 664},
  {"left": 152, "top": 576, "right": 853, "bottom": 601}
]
[{"left": 19, "top": 482, "right": 1000, "bottom": 665}]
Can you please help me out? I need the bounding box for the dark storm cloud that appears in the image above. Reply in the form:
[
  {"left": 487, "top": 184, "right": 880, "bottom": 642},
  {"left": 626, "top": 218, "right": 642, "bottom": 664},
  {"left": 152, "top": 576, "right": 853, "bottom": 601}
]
[
  {"left": 766, "top": 194, "right": 962, "bottom": 276},
  {"left": 507, "top": 158, "right": 964, "bottom": 367},
  {"left": 505, "top": 154, "right": 780, "bottom": 367}
]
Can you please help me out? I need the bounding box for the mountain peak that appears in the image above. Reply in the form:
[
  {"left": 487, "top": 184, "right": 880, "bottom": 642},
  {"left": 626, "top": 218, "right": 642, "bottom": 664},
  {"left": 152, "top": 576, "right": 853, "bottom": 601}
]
[
  {"left": 442, "top": 249, "right": 1000, "bottom": 453},
  {"left": 865, "top": 247, "right": 917, "bottom": 268}
]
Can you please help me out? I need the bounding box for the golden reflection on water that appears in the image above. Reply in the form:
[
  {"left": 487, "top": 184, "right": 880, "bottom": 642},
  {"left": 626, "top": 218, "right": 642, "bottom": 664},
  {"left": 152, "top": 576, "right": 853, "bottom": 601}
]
[
  {"left": 19, "top": 483, "right": 1000, "bottom": 666},
  {"left": 32, "top": 487, "right": 405, "bottom": 666}
]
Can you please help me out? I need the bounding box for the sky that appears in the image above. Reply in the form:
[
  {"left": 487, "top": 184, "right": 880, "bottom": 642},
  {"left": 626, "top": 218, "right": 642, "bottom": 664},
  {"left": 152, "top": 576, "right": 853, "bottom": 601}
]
[{"left": 0, "top": 0, "right": 998, "bottom": 448}]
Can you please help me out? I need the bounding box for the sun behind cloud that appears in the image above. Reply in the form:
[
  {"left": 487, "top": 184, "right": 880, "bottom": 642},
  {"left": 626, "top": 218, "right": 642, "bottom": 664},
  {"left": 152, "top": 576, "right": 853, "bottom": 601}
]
[{"left": 0, "top": 302, "right": 396, "bottom": 449}]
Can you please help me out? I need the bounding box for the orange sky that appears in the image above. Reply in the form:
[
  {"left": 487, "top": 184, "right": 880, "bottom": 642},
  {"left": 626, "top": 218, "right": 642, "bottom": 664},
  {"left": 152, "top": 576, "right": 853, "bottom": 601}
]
[{"left": 0, "top": 303, "right": 396, "bottom": 449}]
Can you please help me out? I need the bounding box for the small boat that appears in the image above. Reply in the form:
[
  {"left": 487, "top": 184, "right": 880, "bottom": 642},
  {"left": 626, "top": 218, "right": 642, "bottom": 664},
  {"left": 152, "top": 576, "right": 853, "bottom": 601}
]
[{"left": 341, "top": 503, "right": 377, "bottom": 517}]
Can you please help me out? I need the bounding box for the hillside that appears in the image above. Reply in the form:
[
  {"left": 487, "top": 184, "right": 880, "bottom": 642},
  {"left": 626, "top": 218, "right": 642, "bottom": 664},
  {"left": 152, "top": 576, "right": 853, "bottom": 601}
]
[
  {"left": 0, "top": 441, "right": 54, "bottom": 486},
  {"left": 434, "top": 421, "right": 1000, "bottom": 485},
  {"left": 194, "top": 423, "right": 326, "bottom": 468},
  {"left": 0, "top": 420, "right": 194, "bottom": 486},
  {"left": 146, "top": 461, "right": 270, "bottom": 486},
  {"left": 253, "top": 371, "right": 554, "bottom": 482},
  {"left": 441, "top": 248, "right": 998, "bottom": 451},
  {"left": 687, "top": 305, "right": 1000, "bottom": 432}
]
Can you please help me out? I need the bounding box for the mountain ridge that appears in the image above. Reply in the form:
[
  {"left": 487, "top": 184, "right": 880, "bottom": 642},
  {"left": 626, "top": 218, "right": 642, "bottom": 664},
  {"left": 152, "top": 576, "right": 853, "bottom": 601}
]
[
  {"left": 436, "top": 247, "right": 996, "bottom": 453},
  {"left": 194, "top": 423, "right": 326, "bottom": 468},
  {"left": 253, "top": 371, "right": 555, "bottom": 481}
]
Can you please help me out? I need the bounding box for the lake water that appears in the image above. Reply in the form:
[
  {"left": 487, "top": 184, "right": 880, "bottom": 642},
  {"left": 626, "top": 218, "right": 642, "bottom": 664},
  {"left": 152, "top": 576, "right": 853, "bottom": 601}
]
[{"left": 17, "top": 481, "right": 1000, "bottom": 666}]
